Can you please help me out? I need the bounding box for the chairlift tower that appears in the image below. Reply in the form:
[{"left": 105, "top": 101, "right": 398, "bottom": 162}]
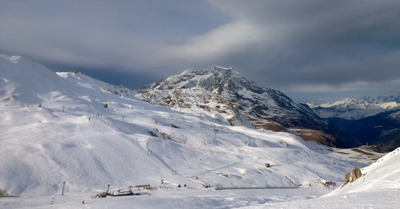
[{"left": 213, "top": 125, "right": 219, "bottom": 140}]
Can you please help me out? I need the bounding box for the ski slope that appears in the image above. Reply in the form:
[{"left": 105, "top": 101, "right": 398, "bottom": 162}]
[
  {"left": 242, "top": 147, "right": 400, "bottom": 209},
  {"left": 1, "top": 54, "right": 399, "bottom": 208}
]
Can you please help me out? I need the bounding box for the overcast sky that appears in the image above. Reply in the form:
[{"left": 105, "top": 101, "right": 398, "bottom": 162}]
[{"left": 1, "top": 0, "right": 400, "bottom": 102}]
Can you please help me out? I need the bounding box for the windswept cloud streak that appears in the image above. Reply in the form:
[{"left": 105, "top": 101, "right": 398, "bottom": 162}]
[{"left": 161, "top": 20, "right": 264, "bottom": 64}]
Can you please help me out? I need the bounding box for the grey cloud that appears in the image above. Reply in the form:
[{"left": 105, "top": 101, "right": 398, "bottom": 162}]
[
  {"left": 204, "top": 0, "right": 400, "bottom": 94},
  {"left": 0, "top": 0, "right": 227, "bottom": 70},
  {"left": 0, "top": 0, "right": 399, "bottom": 99}
]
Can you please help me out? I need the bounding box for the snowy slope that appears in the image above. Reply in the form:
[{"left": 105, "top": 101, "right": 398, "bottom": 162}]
[
  {"left": 328, "top": 147, "right": 400, "bottom": 196},
  {"left": 1, "top": 54, "right": 396, "bottom": 208},
  {"left": 242, "top": 148, "right": 400, "bottom": 209}
]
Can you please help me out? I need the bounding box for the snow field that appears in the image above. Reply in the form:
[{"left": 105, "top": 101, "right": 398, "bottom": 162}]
[{"left": 1, "top": 54, "right": 399, "bottom": 208}]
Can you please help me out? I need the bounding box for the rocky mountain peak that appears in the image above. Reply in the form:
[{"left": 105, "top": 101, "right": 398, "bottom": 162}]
[
  {"left": 139, "top": 66, "right": 334, "bottom": 145},
  {"left": 146, "top": 65, "right": 248, "bottom": 92}
]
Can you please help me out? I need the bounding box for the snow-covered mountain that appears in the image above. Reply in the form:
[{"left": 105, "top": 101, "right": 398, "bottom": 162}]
[
  {"left": 1, "top": 54, "right": 398, "bottom": 209},
  {"left": 139, "top": 66, "right": 334, "bottom": 145},
  {"left": 308, "top": 96, "right": 400, "bottom": 120}
]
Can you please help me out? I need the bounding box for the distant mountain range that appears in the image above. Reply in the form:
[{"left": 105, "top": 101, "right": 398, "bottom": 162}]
[
  {"left": 139, "top": 66, "right": 335, "bottom": 146},
  {"left": 309, "top": 96, "right": 400, "bottom": 151},
  {"left": 308, "top": 96, "right": 400, "bottom": 120}
]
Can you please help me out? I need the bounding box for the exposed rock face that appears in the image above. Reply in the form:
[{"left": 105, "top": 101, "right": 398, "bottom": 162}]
[
  {"left": 139, "top": 66, "right": 334, "bottom": 145},
  {"left": 343, "top": 167, "right": 363, "bottom": 186}
]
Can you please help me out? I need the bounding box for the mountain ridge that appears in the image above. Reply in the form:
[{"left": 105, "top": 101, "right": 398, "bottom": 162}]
[
  {"left": 139, "top": 65, "right": 334, "bottom": 145},
  {"left": 308, "top": 95, "right": 400, "bottom": 120}
]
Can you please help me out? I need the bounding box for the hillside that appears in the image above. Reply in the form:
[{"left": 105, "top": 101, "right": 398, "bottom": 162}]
[
  {"left": 329, "top": 147, "right": 400, "bottom": 196},
  {"left": 242, "top": 147, "right": 400, "bottom": 209}
]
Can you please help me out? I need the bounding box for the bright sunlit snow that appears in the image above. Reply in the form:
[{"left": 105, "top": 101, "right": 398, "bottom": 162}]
[{"left": 0, "top": 54, "right": 399, "bottom": 208}]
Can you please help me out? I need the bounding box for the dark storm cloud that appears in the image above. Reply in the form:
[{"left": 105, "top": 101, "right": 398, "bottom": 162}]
[
  {"left": 1, "top": 0, "right": 399, "bottom": 98},
  {"left": 0, "top": 0, "right": 228, "bottom": 73},
  {"left": 205, "top": 0, "right": 400, "bottom": 94}
]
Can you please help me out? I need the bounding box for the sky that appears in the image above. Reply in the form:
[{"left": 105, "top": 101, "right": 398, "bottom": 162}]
[{"left": 1, "top": 0, "right": 400, "bottom": 102}]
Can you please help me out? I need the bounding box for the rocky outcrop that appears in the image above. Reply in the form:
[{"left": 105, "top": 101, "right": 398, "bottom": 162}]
[{"left": 343, "top": 167, "right": 363, "bottom": 186}]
